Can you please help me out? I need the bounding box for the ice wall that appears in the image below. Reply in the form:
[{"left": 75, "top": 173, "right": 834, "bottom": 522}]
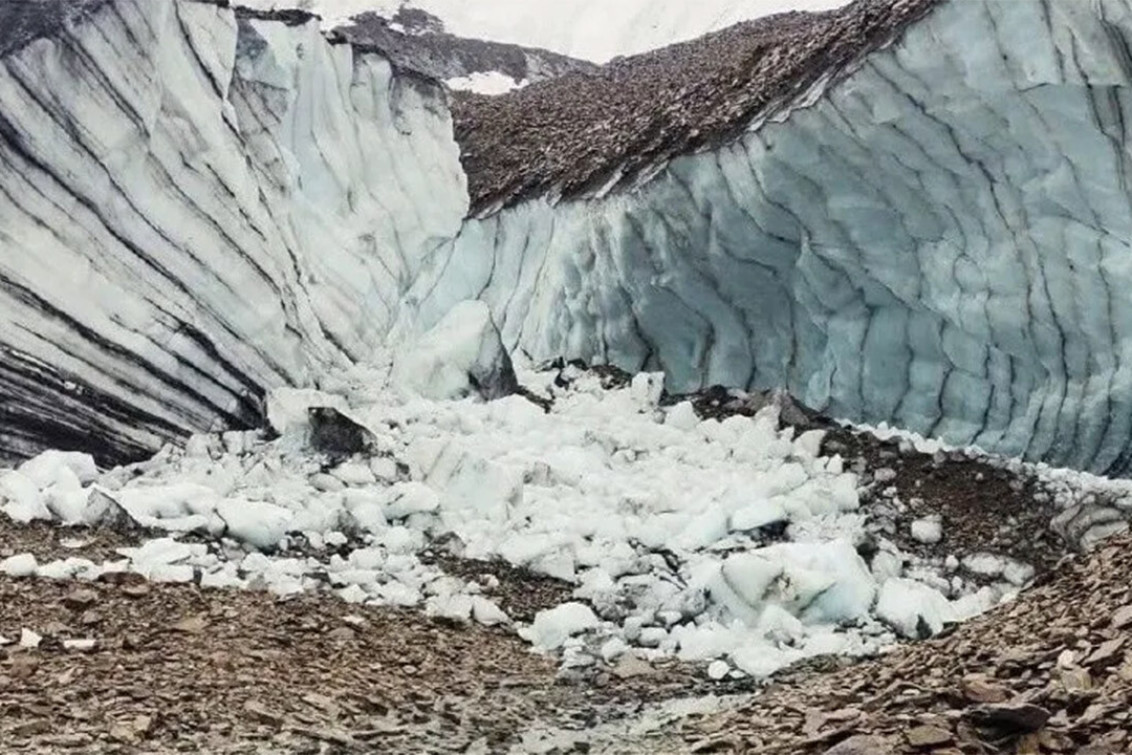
[
  {"left": 410, "top": 0, "right": 1132, "bottom": 475},
  {"left": 10, "top": 0, "right": 1132, "bottom": 477},
  {"left": 0, "top": 0, "right": 466, "bottom": 464}
]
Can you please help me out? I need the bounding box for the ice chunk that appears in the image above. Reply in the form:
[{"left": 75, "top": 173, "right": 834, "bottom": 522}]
[
  {"left": 1, "top": 553, "right": 37, "bottom": 578},
  {"left": 707, "top": 660, "right": 730, "bottom": 680},
  {"left": 665, "top": 401, "right": 700, "bottom": 431},
  {"left": 20, "top": 629, "right": 42, "bottom": 649},
  {"left": 910, "top": 516, "right": 943, "bottom": 544},
  {"left": 383, "top": 482, "right": 440, "bottom": 520},
  {"left": 730, "top": 497, "right": 788, "bottom": 531},
  {"left": 331, "top": 461, "right": 377, "bottom": 487},
  {"left": 630, "top": 372, "right": 665, "bottom": 408},
  {"left": 216, "top": 499, "right": 294, "bottom": 550},
  {"left": 763, "top": 541, "right": 877, "bottom": 625},
  {"left": 719, "top": 552, "right": 783, "bottom": 610},
  {"left": 18, "top": 451, "right": 98, "bottom": 488},
  {"left": 472, "top": 596, "right": 510, "bottom": 626},
  {"left": 521, "top": 602, "right": 600, "bottom": 649},
  {"left": 0, "top": 471, "right": 50, "bottom": 523},
  {"left": 393, "top": 300, "right": 518, "bottom": 401},
  {"left": 875, "top": 577, "right": 953, "bottom": 638}
]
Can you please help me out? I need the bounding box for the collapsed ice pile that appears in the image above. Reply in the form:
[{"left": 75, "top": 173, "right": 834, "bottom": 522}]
[{"left": 3, "top": 307, "right": 1132, "bottom": 679}]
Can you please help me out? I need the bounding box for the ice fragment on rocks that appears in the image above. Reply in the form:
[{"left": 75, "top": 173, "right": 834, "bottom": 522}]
[
  {"left": 1, "top": 553, "right": 38, "bottom": 578},
  {"left": 707, "top": 660, "right": 730, "bottom": 680},
  {"left": 876, "top": 577, "right": 953, "bottom": 639},
  {"left": 19, "top": 629, "right": 42, "bottom": 649},
  {"left": 521, "top": 602, "right": 600, "bottom": 649},
  {"left": 471, "top": 597, "right": 509, "bottom": 626},
  {"left": 910, "top": 516, "right": 943, "bottom": 544}
]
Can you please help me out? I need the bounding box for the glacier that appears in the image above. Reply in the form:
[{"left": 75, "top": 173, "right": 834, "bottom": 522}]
[
  {"left": 0, "top": 0, "right": 466, "bottom": 465},
  {"left": 411, "top": 0, "right": 1132, "bottom": 475},
  {"left": 7, "top": 0, "right": 1132, "bottom": 476}
]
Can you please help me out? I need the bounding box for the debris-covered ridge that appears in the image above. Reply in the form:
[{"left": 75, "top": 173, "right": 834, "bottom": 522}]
[{"left": 451, "top": 0, "right": 941, "bottom": 213}]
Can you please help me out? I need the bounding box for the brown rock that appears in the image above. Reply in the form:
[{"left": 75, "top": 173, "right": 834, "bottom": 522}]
[
  {"left": 906, "top": 725, "right": 952, "bottom": 748},
  {"left": 1113, "top": 605, "right": 1132, "bottom": 630},
  {"left": 325, "top": 627, "right": 355, "bottom": 642},
  {"left": 1084, "top": 637, "right": 1125, "bottom": 667},
  {"left": 243, "top": 700, "right": 282, "bottom": 727},
  {"left": 612, "top": 656, "right": 655, "bottom": 679},
  {"left": 62, "top": 588, "right": 98, "bottom": 611},
  {"left": 44, "top": 733, "right": 92, "bottom": 748},
  {"left": 823, "top": 734, "right": 891, "bottom": 754},
  {"left": 78, "top": 610, "right": 102, "bottom": 626},
  {"left": 1058, "top": 667, "right": 1093, "bottom": 691},
  {"left": 960, "top": 676, "right": 1009, "bottom": 703},
  {"left": 171, "top": 615, "right": 208, "bottom": 634},
  {"left": 965, "top": 702, "right": 1050, "bottom": 733}
]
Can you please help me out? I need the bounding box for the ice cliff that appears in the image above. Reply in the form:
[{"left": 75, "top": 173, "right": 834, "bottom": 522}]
[
  {"left": 416, "top": 0, "right": 1132, "bottom": 475},
  {"left": 8, "top": 0, "right": 1132, "bottom": 477},
  {"left": 0, "top": 0, "right": 466, "bottom": 464}
]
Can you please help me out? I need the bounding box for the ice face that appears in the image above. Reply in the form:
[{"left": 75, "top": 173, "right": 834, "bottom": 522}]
[
  {"left": 0, "top": 0, "right": 467, "bottom": 465},
  {"left": 7, "top": 0, "right": 1132, "bottom": 476},
  {"left": 408, "top": 0, "right": 1132, "bottom": 475}
]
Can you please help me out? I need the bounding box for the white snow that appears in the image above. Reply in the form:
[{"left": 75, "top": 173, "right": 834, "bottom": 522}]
[{"left": 445, "top": 71, "right": 527, "bottom": 95}]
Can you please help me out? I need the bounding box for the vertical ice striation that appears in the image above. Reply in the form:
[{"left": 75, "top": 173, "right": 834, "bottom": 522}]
[
  {"left": 410, "top": 0, "right": 1132, "bottom": 475},
  {"left": 0, "top": 0, "right": 466, "bottom": 465}
]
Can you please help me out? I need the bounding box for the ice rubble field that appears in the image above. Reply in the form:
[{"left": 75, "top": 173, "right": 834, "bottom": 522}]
[{"left": 3, "top": 347, "right": 1131, "bottom": 679}]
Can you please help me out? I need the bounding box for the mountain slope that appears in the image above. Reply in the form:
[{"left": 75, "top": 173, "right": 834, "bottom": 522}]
[{"left": 243, "top": 0, "right": 849, "bottom": 63}]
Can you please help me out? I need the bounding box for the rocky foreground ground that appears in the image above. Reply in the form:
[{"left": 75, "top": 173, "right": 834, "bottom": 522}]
[
  {"left": 624, "top": 531, "right": 1132, "bottom": 754},
  {"left": 2, "top": 520, "right": 1129, "bottom": 753},
  {"left": 2, "top": 406, "right": 1130, "bottom": 754}
]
